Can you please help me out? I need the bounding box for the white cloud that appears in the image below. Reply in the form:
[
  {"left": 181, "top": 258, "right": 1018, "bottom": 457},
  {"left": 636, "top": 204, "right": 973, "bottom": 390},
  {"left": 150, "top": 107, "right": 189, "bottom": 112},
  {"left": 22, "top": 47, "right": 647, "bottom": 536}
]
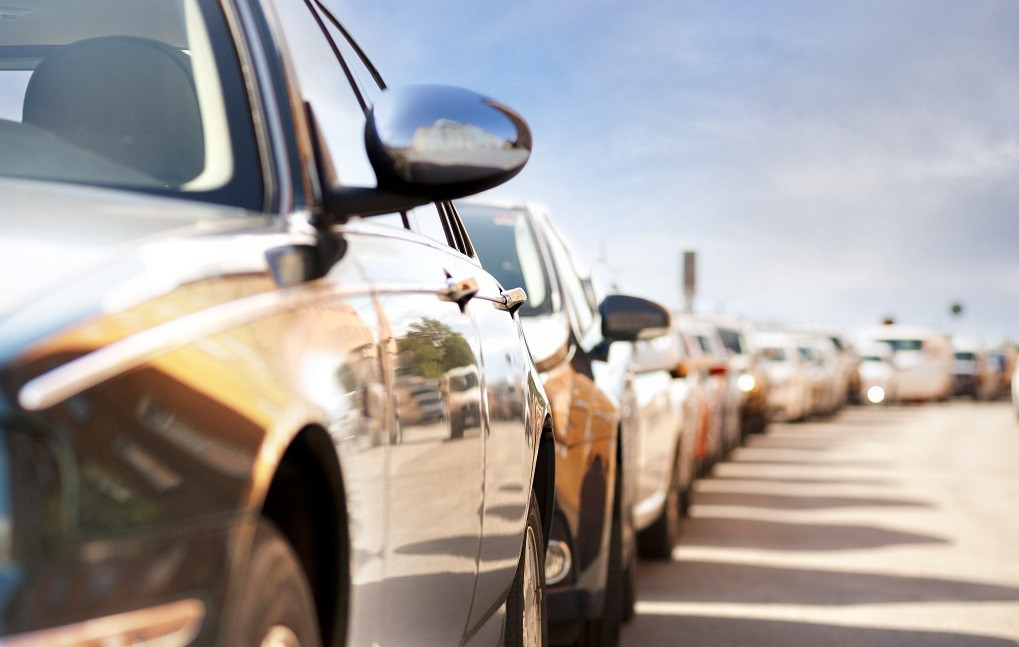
[{"left": 343, "top": 0, "right": 1019, "bottom": 341}]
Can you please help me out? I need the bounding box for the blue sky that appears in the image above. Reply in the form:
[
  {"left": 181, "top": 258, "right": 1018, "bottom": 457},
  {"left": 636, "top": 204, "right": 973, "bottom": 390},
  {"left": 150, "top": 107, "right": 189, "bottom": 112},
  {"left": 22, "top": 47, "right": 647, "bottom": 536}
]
[{"left": 339, "top": 1, "right": 1019, "bottom": 343}]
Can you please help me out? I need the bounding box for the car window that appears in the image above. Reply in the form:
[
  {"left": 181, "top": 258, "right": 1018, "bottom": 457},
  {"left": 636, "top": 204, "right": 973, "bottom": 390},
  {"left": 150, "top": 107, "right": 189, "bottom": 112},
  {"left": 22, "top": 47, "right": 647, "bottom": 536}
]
[
  {"left": 271, "top": 0, "right": 376, "bottom": 189},
  {"left": 718, "top": 327, "right": 743, "bottom": 354},
  {"left": 0, "top": 0, "right": 263, "bottom": 210},
  {"left": 407, "top": 204, "right": 451, "bottom": 247},
  {"left": 763, "top": 347, "right": 786, "bottom": 361},
  {"left": 540, "top": 217, "right": 595, "bottom": 335},
  {"left": 458, "top": 204, "right": 554, "bottom": 316}
]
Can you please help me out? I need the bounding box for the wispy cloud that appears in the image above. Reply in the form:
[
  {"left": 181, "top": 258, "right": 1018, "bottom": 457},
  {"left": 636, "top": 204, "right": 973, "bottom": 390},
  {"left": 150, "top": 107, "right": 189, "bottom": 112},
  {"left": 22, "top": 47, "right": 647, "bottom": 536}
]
[{"left": 340, "top": 0, "right": 1019, "bottom": 340}]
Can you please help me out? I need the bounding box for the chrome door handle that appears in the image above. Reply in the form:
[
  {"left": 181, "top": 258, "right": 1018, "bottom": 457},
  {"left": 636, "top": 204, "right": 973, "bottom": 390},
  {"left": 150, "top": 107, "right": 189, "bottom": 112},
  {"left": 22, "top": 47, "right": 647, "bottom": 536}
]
[
  {"left": 495, "top": 287, "right": 527, "bottom": 314},
  {"left": 439, "top": 276, "right": 479, "bottom": 312}
]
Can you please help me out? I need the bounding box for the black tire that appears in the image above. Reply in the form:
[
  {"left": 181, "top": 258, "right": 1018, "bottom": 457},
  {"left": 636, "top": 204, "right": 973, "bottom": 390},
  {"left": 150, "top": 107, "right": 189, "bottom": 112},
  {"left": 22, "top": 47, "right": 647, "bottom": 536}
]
[
  {"left": 505, "top": 492, "right": 548, "bottom": 647},
  {"left": 229, "top": 521, "right": 322, "bottom": 647},
  {"left": 576, "top": 469, "right": 625, "bottom": 646},
  {"left": 637, "top": 456, "right": 681, "bottom": 560},
  {"left": 620, "top": 531, "right": 637, "bottom": 624}
]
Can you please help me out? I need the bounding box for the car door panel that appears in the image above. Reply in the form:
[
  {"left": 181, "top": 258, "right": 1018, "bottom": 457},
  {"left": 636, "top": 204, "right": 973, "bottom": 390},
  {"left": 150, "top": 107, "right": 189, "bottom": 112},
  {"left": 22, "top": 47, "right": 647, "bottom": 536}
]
[{"left": 338, "top": 221, "right": 484, "bottom": 645}]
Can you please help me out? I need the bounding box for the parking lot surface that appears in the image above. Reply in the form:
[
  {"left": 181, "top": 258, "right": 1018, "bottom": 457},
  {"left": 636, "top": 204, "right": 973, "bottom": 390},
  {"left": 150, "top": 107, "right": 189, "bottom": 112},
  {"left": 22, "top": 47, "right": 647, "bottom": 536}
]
[{"left": 622, "top": 401, "right": 1019, "bottom": 646}]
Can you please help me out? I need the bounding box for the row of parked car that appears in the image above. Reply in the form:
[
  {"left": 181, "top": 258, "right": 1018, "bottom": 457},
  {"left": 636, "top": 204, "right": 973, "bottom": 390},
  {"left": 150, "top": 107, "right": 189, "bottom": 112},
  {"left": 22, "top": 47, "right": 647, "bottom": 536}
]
[
  {"left": 455, "top": 202, "right": 814, "bottom": 646},
  {"left": 462, "top": 205, "right": 1019, "bottom": 643},
  {"left": 2, "top": 1, "right": 1013, "bottom": 645}
]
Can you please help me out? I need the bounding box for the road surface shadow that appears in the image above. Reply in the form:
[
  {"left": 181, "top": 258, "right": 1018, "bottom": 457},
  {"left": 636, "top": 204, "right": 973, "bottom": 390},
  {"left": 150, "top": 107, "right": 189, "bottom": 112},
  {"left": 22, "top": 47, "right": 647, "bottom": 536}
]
[
  {"left": 707, "top": 475, "right": 900, "bottom": 487},
  {"left": 681, "top": 517, "right": 947, "bottom": 551},
  {"left": 728, "top": 458, "right": 895, "bottom": 468},
  {"left": 635, "top": 560, "right": 1019, "bottom": 605},
  {"left": 621, "top": 615, "right": 1019, "bottom": 647},
  {"left": 692, "top": 491, "right": 931, "bottom": 510}
]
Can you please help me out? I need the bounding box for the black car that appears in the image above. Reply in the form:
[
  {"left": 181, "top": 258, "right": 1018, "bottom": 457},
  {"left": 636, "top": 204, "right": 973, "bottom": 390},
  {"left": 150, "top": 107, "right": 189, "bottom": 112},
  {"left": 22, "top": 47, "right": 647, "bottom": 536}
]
[{"left": 0, "top": 1, "right": 555, "bottom": 644}]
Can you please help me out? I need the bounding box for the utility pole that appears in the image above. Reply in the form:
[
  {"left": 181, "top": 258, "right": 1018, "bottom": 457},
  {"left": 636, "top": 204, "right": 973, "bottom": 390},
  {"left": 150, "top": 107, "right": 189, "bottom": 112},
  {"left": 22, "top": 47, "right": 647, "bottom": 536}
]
[{"left": 682, "top": 250, "right": 696, "bottom": 314}]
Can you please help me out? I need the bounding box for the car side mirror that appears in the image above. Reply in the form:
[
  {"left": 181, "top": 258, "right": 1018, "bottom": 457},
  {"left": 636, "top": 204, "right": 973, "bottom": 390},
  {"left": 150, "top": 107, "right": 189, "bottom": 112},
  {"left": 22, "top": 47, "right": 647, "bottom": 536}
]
[
  {"left": 599, "top": 294, "right": 671, "bottom": 342},
  {"left": 323, "top": 85, "right": 531, "bottom": 220}
]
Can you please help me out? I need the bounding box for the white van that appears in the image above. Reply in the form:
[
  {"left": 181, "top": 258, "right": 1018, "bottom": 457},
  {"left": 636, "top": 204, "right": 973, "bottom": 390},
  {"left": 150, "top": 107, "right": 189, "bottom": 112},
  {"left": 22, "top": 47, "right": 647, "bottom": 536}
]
[{"left": 856, "top": 324, "right": 953, "bottom": 401}]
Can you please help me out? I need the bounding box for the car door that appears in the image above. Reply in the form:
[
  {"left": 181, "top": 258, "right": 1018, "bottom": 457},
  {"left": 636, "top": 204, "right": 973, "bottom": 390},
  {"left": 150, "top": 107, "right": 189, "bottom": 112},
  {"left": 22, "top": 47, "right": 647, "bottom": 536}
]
[
  {"left": 339, "top": 214, "right": 486, "bottom": 645},
  {"left": 266, "top": 5, "right": 486, "bottom": 644}
]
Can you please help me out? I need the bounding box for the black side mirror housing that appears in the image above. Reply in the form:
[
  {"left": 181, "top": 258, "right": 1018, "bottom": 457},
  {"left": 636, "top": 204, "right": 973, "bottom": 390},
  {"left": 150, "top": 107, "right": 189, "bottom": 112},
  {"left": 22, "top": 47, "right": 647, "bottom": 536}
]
[{"left": 599, "top": 294, "right": 671, "bottom": 342}]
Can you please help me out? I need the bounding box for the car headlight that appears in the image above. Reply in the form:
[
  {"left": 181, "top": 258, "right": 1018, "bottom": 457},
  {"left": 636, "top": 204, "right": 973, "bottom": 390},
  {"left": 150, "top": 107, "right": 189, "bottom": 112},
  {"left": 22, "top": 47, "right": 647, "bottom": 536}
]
[{"left": 737, "top": 374, "right": 756, "bottom": 393}]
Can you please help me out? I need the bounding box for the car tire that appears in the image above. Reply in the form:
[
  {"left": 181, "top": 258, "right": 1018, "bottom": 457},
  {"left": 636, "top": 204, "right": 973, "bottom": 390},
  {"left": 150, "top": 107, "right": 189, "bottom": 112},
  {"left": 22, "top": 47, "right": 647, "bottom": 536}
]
[
  {"left": 229, "top": 520, "right": 321, "bottom": 647},
  {"left": 576, "top": 468, "right": 625, "bottom": 647},
  {"left": 505, "top": 492, "right": 548, "bottom": 647},
  {"left": 637, "top": 455, "right": 681, "bottom": 560}
]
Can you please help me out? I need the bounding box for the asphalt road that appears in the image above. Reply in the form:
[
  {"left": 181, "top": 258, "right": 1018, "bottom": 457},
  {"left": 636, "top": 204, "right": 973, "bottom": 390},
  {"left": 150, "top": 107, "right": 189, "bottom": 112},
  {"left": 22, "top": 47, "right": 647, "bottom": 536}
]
[{"left": 620, "top": 400, "right": 1019, "bottom": 646}]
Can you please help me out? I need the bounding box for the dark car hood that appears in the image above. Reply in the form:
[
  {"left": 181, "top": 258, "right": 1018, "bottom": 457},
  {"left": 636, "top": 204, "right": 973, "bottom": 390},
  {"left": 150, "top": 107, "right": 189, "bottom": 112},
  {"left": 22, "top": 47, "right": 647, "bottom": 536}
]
[{"left": 0, "top": 179, "right": 274, "bottom": 368}]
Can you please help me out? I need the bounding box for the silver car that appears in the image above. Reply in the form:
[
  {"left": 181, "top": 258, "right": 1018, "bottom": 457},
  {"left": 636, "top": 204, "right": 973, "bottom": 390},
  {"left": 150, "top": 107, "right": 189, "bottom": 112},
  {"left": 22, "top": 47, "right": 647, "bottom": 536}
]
[{"left": 0, "top": 1, "right": 554, "bottom": 644}]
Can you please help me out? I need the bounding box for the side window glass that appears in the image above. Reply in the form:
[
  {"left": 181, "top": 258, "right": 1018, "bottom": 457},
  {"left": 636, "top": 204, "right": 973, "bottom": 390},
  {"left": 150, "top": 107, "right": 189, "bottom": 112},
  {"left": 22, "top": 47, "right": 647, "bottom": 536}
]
[
  {"left": 271, "top": 0, "right": 375, "bottom": 188},
  {"left": 543, "top": 223, "right": 594, "bottom": 334},
  {"left": 408, "top": 204, "right": 451, "bottom": 247}
]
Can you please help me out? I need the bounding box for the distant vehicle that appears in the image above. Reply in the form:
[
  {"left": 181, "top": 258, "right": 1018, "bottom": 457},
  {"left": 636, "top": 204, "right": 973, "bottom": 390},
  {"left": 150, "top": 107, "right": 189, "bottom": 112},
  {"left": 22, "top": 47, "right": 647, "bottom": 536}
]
[
  {"left": 673, "top": 315, "right": 741, "bottom": 465},
  {"left": 987, "top": 347, "right": 1016, "bottom": 400},
  {"left": 711, "top": 316, "right": 771, "bottom": 437},
  {"left": 629, "top": 329, "right": 705, "bottom": 542},
  {"left": 951, "top": 339, "right": 996, "bottom": 400},
  {"left": 856, "top": 341, "right": 900, "bottom": 404},
  {"left": 857, "top": 325, "right": 953, "bottom": 402},
  {"left": 459, "top": 202, "right": 676, "bottom": 643},
  {"left": 825, "top": 331, "right": 862, "bottom": 404},
  {"left": 755, "top": 330, "right": 814, "bottom": 421},
  {"left": 0, "top": 1, "right": 553, "bottom": 644},
  {"left": 794, "top": 333, "right": 841, "bottom": 417},
  {"left": 1012, "top": 362, "right": 1019, "bottom": 421}
]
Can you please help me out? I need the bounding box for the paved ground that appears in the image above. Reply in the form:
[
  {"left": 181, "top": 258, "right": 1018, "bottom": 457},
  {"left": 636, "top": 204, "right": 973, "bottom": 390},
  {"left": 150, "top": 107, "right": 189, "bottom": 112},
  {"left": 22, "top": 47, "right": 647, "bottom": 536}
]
[{"left": 621, "top": 400, "right": 1019, "bottom": 646}]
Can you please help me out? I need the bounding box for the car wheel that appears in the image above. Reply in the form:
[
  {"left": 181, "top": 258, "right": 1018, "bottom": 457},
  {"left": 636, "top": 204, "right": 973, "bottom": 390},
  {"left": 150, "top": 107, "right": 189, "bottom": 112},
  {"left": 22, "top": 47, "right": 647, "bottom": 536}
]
[
  {"left": 637, "top": 455, "right": 681, "bottom": 560},
  {"left": 576, "top": 467, "right": 626, "bottom": 646},
  {"left": 505, "top": 492, "right": 548, "bottom": 647},
  {"left": 230, "top": 521, "right": 322, "bottom": 647},
  {"left": 620, "top": 527, "right": 637, "bottom": 625}
]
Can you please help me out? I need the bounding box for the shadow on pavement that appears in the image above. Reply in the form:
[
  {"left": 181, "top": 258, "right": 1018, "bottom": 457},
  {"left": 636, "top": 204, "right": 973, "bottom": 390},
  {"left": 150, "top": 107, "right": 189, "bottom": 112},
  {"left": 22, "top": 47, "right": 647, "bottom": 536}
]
[
  {"left": 621, "top": 615, "right": 1019, "bottom": 647},
  {"left": 635, "top": 560, "right": 1019, "bottom": 605},
  {"left": 681, "top": 517, "right": 947, "bottom": 551},
  {"left": 692, "top": 491, "right": 931, "bottom": 510},
  {"left": 727, "top": 458, "right": 895, "bottom": 468},
  {"left": 707, "top": 475, "right": 901, "bottom": 487}
]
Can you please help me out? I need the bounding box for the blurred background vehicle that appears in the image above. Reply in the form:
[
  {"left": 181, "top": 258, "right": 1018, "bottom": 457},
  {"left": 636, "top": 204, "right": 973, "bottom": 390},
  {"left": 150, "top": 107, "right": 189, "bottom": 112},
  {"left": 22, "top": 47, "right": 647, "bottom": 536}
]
[
  {"left": 857, "top": 324, "right": 953, "bottom": 402},
  {"left": 951, "top": 338, "right": 997, "bottom": 400},
  {"left": 1012, "top": 361, "right": 1019, "bottom": 421},
  {"left": 823, "top": 331, "right": 862, "bottom": 405},
  {"left": 987, "top": 346, "right": 1017, "bottom": 400},
  {"left": 626, "top": 331, "right": 703, "bottom": 556},
  {"left": 855, "top": 341, "right": 900, "bottom": 405},
  {"left": 460, "top": 202, "right": 677, "bottom": 645},
  {"left": 710, "top": 316, "right": 771, "bottom": 438},
  {"left": 793, "top": 334, "right": 838, "bottom": 417},
  {"left": 673, "top": 315, "right": 741, "bottom": 468},
  {"left": 756, "top": 330, "right": 814, "bottom": 422}
]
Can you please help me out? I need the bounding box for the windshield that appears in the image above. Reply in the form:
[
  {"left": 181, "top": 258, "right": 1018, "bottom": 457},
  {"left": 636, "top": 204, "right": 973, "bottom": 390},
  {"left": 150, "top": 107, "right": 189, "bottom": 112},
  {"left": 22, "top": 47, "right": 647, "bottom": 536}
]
[
  {"left": 458, "top": 204, "right": 554, "bottom": 317},
  {"left": 880, "top": 339, "right": 924, "bottom": 352},
  {"left": 718, "top": 327, "right": 743, "bottom": 354},
  {"left": 0, "top": 0, "right": 262, "bottom": 210},
  {"left": 762, "top": 347, "right": 787, "bottom": 361}
]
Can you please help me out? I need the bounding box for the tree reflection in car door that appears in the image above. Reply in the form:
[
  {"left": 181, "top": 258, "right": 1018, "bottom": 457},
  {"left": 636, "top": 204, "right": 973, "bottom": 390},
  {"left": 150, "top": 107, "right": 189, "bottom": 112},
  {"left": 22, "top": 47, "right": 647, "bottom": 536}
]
[{"left": 344, "top": 220, "right": 486, "bottom": 646}]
